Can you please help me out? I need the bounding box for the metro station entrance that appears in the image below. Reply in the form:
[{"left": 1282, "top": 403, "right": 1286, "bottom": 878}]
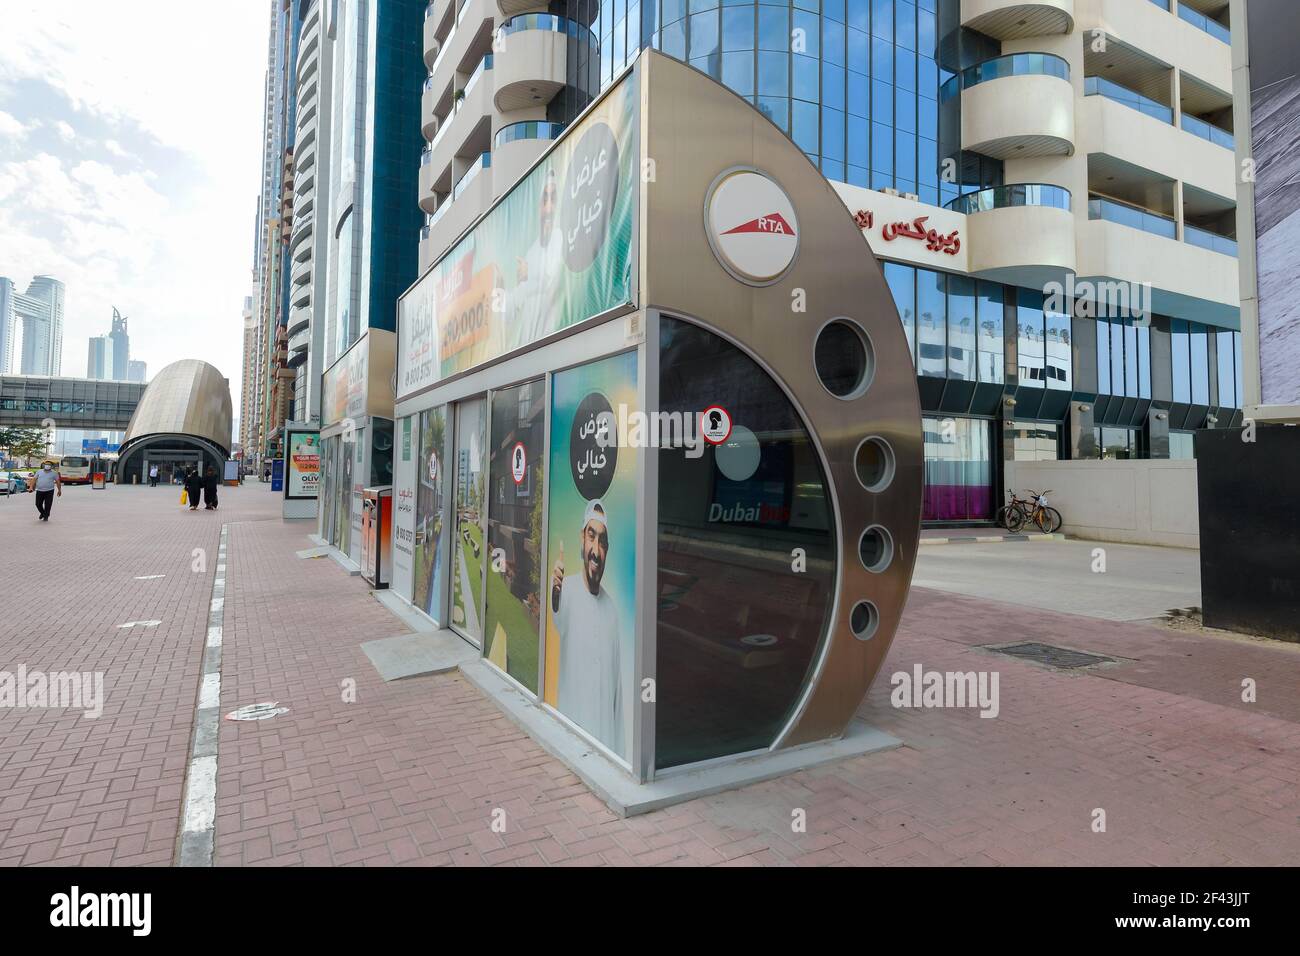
[{"left": 142, "top": 451, "right": 203, "bottom": 485}]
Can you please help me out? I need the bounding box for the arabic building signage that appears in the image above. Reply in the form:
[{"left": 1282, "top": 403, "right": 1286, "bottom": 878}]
[{"left": 831, "top": 181, "right": 968, "bottom": 272}]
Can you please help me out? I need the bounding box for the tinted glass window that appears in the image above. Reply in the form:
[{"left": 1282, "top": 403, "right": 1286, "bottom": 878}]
[
  {"left": 656, "top": 317, "right": 836, "bottom": 769},
  {"left": 976, "top": 281, "right": 1003, "bottom": 384},
  {"left": 916, "top": 268, "right": 946, "bottom": 378},
  {"left": 947, "top": 275, "right": 976, "bottom": 381},
  {"left": 413, "top": 407, "right": 448, "bottom": 624},
  {"left": 485, "top": 381, "right": 546, "bottom": 693},
  {"left": 1016, "top": 287, "right": 1045, "bottom": 388}
]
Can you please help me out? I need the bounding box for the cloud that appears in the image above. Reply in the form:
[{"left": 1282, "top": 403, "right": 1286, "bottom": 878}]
[
  {"left": 0, "top": 109, "right": 27, "bottom": 139},
  {"left": 0, "top": 0, "right": 268, "bottom": 403}
]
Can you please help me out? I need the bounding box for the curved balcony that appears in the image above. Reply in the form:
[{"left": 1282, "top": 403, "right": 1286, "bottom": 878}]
[
  {"left": 954, "top": 184, "right": 1077, "bottom": 287},
  {"left": 419, "top": 146, "right": 440, "bottom": 214},
  {"left": 421, "top": 75, "right": 444, "bottom": 140},
  {"left": 294, "top": 158, "right": 315, "bottom": 199},
  {"left": 960, "top": 0, "right": 1074, "bottom": 40},
  {"left": 427, "top": 0, "right": 493, "bottom": 89},
  {"left": 426, "top": 55, "right": 494, "bottom": 194},
  {"left": 492, "top": 121, "right": 565, "bottom": 195},
  {"left": 493, "top": 14, "right": 581, "bottom": 111},
  {"left": 945, "top": 53, "right": 1074, "bottom": 159},
  {"left": 423, "top": 1, "right": 453, "bottom": 70},
  {"left": 498, "top": 0, "right": 547, "bottom": 14},
  {"left": 287, "top": 311, "right": 311, "bottom": 339},
  {"left": 421, "top": 152, "right": 493, "bottom": 268},
  {"left": 291, "top": 255, "right": 313, "bottom": 293},
  {"left": 290, "top": 213, "right": 314, "bottom": 251}
]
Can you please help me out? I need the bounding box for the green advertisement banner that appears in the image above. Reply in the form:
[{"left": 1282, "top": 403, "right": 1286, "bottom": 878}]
[{"left": 399, "top": 70, "right": 639, "bottom": 396}]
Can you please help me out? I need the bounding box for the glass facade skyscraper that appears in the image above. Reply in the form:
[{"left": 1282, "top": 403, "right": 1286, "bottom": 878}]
[{"left": 417, "top": 0, "right": 1244, "bottom": 524}]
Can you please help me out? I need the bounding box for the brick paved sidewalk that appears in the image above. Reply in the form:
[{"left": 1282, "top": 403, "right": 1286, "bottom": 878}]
[
  {"left": 3, "top": 482, "right": 1298, "bottom": 866},
  {"left": 0, "top": 481, "right": 280, "bottom": 865},
  {"left": 212, "top": 498, "right": 1300, "bottom": 867}
]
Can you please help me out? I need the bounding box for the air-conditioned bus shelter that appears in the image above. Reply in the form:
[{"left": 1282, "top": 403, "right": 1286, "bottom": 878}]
[{"left": 391, "top": 50, "right": 922, "bottom": 804}]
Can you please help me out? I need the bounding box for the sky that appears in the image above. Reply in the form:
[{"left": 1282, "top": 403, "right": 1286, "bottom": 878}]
[{"left": 0, "top": 0, "right": 269, "bottom": 420}]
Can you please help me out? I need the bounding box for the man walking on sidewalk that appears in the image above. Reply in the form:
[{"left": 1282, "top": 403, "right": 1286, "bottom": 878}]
[
  {"left": 34, "top": 462, "right": 61, "bottom": 521},
  {"left": 149, "top": 463, "right": 159, "bottom": 487}
]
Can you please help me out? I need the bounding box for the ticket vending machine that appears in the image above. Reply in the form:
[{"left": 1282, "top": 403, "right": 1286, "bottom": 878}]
[{"left": 361, "top": 486, "right": 392, "bottom": 588}]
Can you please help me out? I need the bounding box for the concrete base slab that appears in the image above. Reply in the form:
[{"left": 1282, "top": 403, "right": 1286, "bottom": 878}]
[
  {"left": 372, "top": 589, "right": 438, "bottom": 633},
  {"left": 362, "top": 631, "right": 478, "bottom": 681},
  {"left": 300, "top": 534, "right": 358, "bottom": 573},
  {"left": 919, "top": 532, "right": 1063, "bottom": 546},
  {"left": 460, "top": 659, "right": 902, "bottom": 817},
  {"left": 295, "top": 546, "right": 332, "bottom": 559}
]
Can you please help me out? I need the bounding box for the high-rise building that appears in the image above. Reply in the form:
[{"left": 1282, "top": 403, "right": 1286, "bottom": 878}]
[
  {"left": 311, "top": 0, "right": 425, "bottom": 554},
  {"left": 1, "top": 275, "right": 65, "bottom": 375},
  {"left": 87, "top": 335, "right": 113, "bottom": 379},
  {"left": 286, "top": 0, "right": 333, "bottom": 424},
  {"left": 242, "top": 0, "right": 302, "bottom": 472},
  {"left": 85, "top": 307, "right": 135, "bottom": 380},
  {"left": 239, "top": 294, "right": 258, "bottom": 464},
  {"left": 0, "top": 277, "right": 14, "bottom": 374},
  {"left": 128, "top": 360, "right": 148, "bottom": 383},
  {"left": 417, "top": 0, "right": 1242, "bottom": 524},
  {"left": 109, "top": 307, "right": 130, "bottom": 382},
  {"left": 324, "top": 0, "right": 424, "bottom": 367}
]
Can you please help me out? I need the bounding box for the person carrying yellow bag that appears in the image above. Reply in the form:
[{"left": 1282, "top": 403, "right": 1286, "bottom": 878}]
[{"left": 182, "top": 467, "right": 203, "bottom": 510}]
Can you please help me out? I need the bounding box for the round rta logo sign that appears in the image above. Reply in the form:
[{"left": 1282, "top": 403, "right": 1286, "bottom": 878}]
[{"left": 705, "top": 169, "right": 799, "bottom": 285}]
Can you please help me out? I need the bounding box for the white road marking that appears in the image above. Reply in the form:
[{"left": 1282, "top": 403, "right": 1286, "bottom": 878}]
[
  {"left": 181, "top": 755, "right": 218, "bottom": 833},
  {"left": 198, "top": 673, "right": 220, "bottom": 710}
]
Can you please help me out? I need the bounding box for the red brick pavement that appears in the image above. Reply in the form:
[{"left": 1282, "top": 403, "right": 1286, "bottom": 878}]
[
  {"left": 4, "top": 482, "right": 1298, "bottom": 866},
  {"left": 0, "top": 481, "right": 278, "bottom": 865}
]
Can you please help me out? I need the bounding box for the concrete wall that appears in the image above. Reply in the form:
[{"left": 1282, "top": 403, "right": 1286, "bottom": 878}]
[{"left": 1005, "top": 458, "right": 1199, "bottom": 548}]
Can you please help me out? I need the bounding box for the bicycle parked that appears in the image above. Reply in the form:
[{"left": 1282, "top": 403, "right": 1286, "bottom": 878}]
[{"left": 995, "top": 489, "right": 1063, "bottom": 534}]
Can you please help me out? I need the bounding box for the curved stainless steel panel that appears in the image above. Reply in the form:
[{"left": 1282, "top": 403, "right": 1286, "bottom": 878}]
[
  {"left": 121, "top": 359, "right": 234, "bottom": 455},
  {"left": 642, "top": 52, "right": 923, "bottom": 748}
]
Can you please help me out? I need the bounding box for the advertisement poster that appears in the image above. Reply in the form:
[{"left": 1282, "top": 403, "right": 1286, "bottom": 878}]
[
  {"left": 398, "top": 71, "right": 639, "bottom": 398},
  {"left": 323, "top": 335, "right": 368, "bottom": 427},
  {"left": 285, "top": 429, "right": 321, "bottom": 499},
  {"left": 412, "top": 406, "right": 448, "bottom": 624},
  {"left": 484, "top": 380, "right": 546, "bottom": 693},
  {"left": 545, "top": 351, "right": 638, "bottom": 760},
  {"left": 392, "top": 416, "right": 416, "bottom": 601}
]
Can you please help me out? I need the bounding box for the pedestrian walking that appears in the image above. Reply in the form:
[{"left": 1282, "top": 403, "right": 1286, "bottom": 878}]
[
  {"left": 148, "top": 463, "right": 159, "bottom": 487},
  {"left": 202, "top": 465, "right": 220, "bottom": 511},
  {"left": 33, "top": 462, "right": 61, "bottom": 521},
  {"left": 183, "top": 468, "right": 202, "bottom": 511}
]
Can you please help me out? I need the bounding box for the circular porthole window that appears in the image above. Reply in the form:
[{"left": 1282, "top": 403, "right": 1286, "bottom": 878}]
[
  {"left": 858, "top": 525, "right": 894, "bottom": 573},
  {"left": 854, "top": 436, "right": 895, "bottom": 493},
  {"left": 850, "top": 600, "right": 880, "bottom": 641},
  {"left": 814, "top": 319, "right": 874, "bottom": 399}
]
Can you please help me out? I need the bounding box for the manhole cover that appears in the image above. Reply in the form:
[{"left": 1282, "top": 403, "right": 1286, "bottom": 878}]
[{"left": 989, "top": 642, "right": 1115, "bottom": 669}]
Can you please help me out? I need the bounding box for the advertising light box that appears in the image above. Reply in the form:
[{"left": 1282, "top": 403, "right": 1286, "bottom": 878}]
[{"left": 398, "top": 73, "right": 638, "bottom": 398}]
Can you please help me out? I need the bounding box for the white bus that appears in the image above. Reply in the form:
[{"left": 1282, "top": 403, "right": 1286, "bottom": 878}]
[{"left": 58, "top": 455, "right": 93, "bottom": 485}]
